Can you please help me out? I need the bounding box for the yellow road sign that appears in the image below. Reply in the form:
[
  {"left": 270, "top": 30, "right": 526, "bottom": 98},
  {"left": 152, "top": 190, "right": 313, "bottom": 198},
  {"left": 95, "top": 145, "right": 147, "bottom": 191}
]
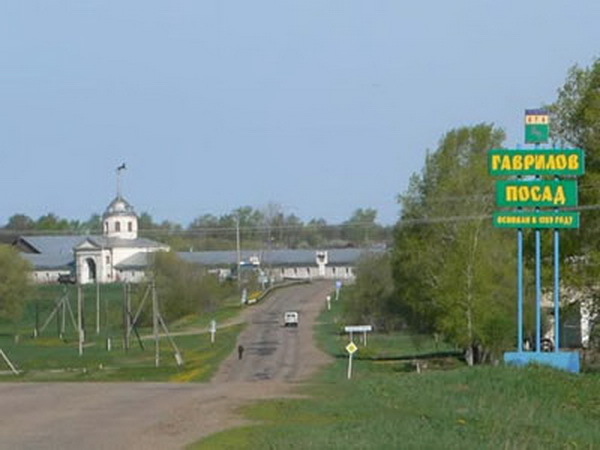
[{"left": 346, "top": 342, "right": 357, "bottom": 354}]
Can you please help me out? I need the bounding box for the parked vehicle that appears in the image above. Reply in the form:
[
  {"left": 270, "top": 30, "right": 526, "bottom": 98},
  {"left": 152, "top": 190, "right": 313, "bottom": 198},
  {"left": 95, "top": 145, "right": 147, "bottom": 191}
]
[
  {"left": 57, "top": 273, "right": 76, "bottom": 285},
  {"left": 284, "top": 311, "right": 299, "bottom": 327}
]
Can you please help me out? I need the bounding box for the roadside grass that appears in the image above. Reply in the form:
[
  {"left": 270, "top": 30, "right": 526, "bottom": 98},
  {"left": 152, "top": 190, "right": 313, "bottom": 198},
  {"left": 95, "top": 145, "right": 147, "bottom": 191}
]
[
  {"left": 192, "top": 292, "right": 600, "bottom": 449},
  {"left": 0, "top": 283, "right": 244, "bottom": 381}
]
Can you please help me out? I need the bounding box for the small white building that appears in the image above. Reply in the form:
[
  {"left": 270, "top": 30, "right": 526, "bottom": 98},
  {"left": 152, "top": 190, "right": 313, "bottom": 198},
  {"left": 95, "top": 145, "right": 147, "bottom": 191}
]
[{"left": 16, "top": 195, "right": 169, "bottom": 284}]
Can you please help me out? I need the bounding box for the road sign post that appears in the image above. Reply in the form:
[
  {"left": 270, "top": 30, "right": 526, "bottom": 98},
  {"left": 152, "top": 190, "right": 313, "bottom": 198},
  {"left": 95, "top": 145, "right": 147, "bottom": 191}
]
[
  {"left": 489, "top": 109, "right": 583, "bottom": 373},
  {"left": 346, "top": 341, "right": 357, "bottom": 379},
  {"left": 344, "top": 325, "right": 372, "bottom": 347}
]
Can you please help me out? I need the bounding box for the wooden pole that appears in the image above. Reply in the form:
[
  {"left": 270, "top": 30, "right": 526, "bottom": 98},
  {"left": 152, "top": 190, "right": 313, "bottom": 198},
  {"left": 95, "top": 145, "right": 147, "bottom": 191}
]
[
  {"left": 77, "top": 285, "right": 83, "bottom": 356},
  {"left": 96, "top": 279, "right": 100, "bottom": 335},
  {"left": 60, "top": 294, "right": 66, "bottom": 338},
  {"left": 34, "top": 301, "right": 39, "bottom": 338},
  {"left": 0, "top": 349, "right": 19, "bottom": 375},
  {"left": 122, "top": 283, "right": 129, "bottom": 351},
  {"left": 153, "top": 282, "right": 160, "bottom": 367},
  {"left": 126, "top": 283, "right": 132, "bottom": 350}
]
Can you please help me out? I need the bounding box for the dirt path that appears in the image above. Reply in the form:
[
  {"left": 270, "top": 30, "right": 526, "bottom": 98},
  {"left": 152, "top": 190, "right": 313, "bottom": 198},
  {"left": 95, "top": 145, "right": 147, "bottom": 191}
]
[{"left": 0, "top": 281, "right": 334, "bottom": 450}]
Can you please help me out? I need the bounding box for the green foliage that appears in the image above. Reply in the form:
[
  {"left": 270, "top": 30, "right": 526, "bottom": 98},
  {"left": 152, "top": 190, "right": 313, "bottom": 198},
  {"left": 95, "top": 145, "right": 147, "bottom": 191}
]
[
  {"left": 192, "top": 302, "right": 600, "bottom": 450},
  {"left": 0, "top": 283, "right": 244, "bottom": 381},
  {"left": 150, "top": 251, "right": 236, "bottom": 321},
  {"left": 342, "top": 253, "right": 402, "bottom": 331},
  {"left": 392, "top": 124, "right": 516, "bottom": 362},
  {"left": 0, "top": 245, "right": 32, "bottom": 321},
  {"left": 550, "top": 58, "right": 600, "bottom": 311}
]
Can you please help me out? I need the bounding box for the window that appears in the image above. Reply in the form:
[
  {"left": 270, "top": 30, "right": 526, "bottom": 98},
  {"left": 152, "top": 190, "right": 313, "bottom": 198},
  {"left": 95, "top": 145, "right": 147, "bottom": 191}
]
[
  {"left": 128, "top": 221, "right": 133, "bottom": 232},
  {"left": 106, "top": 256, "right": 110, "bottom": 264},
  {"left": 115, "top": 221, "right": 121, "bottom": 232},
  {"left": 104, "top": 222, "right": 108, "bottom": 233}
]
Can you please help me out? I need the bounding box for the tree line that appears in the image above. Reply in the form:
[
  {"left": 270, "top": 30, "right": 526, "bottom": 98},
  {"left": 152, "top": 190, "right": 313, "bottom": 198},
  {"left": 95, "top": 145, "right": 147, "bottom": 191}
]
[
  {"left": 1, "top": 206, "right": 392, "bottom": 250},
  {"left": 344, "top": 58, "right": 600, "bottom": 364}
]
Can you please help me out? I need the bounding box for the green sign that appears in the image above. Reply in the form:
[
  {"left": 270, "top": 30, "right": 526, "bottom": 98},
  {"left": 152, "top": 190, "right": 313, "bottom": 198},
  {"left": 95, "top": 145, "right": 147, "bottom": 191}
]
[
  {"left": 525, "top": 109, "right": 550, "bottom": 144},
  {"left": 525, "top": 124, "right": 550, "bottom": 144},
  {"left": 493, "top": 211, "right": 580, "bottom": 229},
  {"left": 488, "top": 148, "right": 585, "bottom": 176},
  {"left": 496, "top": 179, "right": 578, "bottom": 208}
]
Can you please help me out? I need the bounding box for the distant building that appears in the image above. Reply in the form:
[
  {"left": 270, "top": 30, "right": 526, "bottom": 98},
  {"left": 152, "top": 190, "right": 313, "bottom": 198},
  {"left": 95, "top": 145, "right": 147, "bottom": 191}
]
[
  {"left": 179, "top": 247, "right": 382, "bottom": 282},
  {"left": 15, "top": 194, "right": 169, "bottom": 284}
]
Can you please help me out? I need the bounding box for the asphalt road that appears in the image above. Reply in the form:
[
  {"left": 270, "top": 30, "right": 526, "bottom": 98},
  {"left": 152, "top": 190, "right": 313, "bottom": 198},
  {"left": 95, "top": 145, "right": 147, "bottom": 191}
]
[{"left": 0, "top": 281, "right": 333, "bottom": 450}]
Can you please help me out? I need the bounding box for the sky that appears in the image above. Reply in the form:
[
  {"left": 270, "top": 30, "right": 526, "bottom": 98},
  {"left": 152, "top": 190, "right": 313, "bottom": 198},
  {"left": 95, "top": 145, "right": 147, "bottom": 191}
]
[{"left": 1, "top": 1, "right": 599, "bottom": 227}]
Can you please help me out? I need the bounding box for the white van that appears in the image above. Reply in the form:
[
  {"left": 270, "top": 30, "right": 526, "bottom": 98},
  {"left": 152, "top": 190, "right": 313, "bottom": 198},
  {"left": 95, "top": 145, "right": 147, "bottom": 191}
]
[{"left": 284, "top": 311, "right": 299, "bottom": 327}]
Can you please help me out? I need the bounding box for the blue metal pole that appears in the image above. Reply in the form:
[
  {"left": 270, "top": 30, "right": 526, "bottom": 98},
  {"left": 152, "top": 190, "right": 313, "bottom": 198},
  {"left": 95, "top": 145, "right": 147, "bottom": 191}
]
[
  {"left": 535, "top": 227, "right": 542, "bottom": 352},
  {"left": 518, "top": 229, "right": 524, "bottom": 352},
  {"left": 554, "top": 228, "right": 560, "bottom": 351}
]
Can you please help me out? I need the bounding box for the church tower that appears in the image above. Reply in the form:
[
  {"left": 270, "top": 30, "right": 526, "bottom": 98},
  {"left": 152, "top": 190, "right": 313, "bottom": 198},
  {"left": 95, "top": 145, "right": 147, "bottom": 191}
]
[
  {"left": 103, "top": 195, "right": 138, "bottom": 239},
  {"left": 102, "top": 163, "right": 138, "bottom": 240}
]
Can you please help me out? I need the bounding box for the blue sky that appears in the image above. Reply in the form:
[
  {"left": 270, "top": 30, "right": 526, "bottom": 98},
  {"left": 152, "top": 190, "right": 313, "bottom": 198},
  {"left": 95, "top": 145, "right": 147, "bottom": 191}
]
[{"left": 1, "top": 1, "right": 598, "bottom": 226}]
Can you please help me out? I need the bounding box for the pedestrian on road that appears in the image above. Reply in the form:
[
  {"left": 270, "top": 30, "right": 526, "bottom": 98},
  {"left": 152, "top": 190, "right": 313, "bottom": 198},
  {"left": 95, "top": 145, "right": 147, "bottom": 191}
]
[{"left": 238, "top": 344, "right": 244, "bottom": 360}]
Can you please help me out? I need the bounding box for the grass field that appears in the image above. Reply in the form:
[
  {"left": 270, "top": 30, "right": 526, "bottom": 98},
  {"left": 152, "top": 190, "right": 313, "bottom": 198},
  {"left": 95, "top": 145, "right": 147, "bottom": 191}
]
[
  {"left": 192, "top": 293, "right": 600, "bottom": 449},
  {"left": 0, "top": 283, "right": 244, "bottom": 382}
]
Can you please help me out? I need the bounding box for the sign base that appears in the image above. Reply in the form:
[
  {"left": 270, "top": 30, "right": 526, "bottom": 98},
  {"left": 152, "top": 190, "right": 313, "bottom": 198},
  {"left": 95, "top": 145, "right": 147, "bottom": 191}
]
[{"left": 504, "top": 351, "right": 580, "bottom": 373}]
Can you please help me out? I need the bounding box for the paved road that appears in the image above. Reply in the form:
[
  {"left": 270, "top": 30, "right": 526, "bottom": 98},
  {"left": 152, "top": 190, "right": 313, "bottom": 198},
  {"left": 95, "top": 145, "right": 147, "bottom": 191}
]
[{"left": 0, "top": 281, "right": 333, "bottom": 450}]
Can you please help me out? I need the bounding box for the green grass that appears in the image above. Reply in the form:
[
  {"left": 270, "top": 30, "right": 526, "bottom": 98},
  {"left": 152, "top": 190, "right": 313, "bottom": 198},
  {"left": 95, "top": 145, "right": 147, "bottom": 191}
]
[
  {"left": 0, "top": 283, "right": 245, "bottom": 381},
  {"left": 191, "top": 292, "right": 600, "bottom": 450}
]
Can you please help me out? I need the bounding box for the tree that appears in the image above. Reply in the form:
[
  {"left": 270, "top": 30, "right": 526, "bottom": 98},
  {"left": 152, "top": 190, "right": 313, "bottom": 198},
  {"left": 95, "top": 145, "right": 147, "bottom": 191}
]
[
  {"left": 35, "top": 213, "right": 70, "bottom": 231},
  {"left": 551, "top": 59, "right": 600, "bottom": 257},
  {"left": 392, "top": 124, "right": 516, "bottom": 364},
  {"left": 0, "top": 245, "right": 32, "bottom": 321},
  {"left": 150, "top": 251, "right": 235, "bottom": 321},
  {"left": 343, "top": 252, "right": 401, "bottom": 331},
  {"left": 342, "top": 208, "right": 379, "bottom": 245},
  {"left": 5, "top": 214, "right": 34, "bottom": 231},
  {"left": 550, "top": 58, "right": 600, "bottom": 346}
]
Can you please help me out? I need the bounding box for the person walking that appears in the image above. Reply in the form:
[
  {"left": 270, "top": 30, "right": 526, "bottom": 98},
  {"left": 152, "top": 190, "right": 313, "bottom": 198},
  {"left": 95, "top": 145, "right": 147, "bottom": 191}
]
[{"left": 238, "top": 344, "right": 244, "bottom": 360}]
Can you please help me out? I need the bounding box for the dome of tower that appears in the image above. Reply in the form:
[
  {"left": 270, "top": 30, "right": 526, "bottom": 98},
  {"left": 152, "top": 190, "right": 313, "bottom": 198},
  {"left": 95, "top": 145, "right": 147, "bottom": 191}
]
[{"left": 103, "top": 195, "right": 136, "bottom": 219}]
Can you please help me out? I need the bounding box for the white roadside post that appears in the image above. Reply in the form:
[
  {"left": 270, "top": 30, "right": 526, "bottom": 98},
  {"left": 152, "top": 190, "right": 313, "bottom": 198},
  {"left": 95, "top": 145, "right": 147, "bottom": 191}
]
[
  {"left": 346, "top": 341, "right": 357, "bottom": 379},
  {"left": 210, "top": 320, "right": 217, "bottom": 344},
  {"left": 326, "top": 295, "right": 331, "bottom": 311}
]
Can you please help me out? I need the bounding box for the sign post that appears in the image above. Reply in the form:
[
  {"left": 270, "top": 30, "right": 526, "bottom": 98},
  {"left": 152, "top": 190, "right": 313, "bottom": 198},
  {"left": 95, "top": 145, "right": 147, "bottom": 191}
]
[
  {"left": 490, "top": 109, "right": 583, "bottom": 373},
  {"left": 344, "top": 325, "right": 373, "bottom": 347},
  {"left": 326, "top": 295, "right": 331, "bottom": 311},
  {"left": 346, "top": 341, "right": 357, "bottom": 379},
  {"left": 335, "top": 280, "right": 342, "bottom": 300}
]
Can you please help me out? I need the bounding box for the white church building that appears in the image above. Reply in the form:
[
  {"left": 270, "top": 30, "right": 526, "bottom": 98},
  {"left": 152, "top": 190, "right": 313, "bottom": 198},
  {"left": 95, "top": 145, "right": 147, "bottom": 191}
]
[{"left": 16, "top": 194, "right": 169, "bottom": 284}]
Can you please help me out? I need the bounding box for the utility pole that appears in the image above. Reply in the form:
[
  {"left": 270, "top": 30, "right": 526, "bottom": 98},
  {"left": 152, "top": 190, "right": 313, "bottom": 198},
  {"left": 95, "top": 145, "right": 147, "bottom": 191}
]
[
  {"left": 152, "top": 280, "right": 159, "bottom": 368},
  {"left": 236, "top": 215, "right": 241, "bottom": 288},
  {"left": 77, "top": 285, "right": 83, "bottom": 356},
  {"left": 96, "top": 279, "right": 100, "bottom": 335}
]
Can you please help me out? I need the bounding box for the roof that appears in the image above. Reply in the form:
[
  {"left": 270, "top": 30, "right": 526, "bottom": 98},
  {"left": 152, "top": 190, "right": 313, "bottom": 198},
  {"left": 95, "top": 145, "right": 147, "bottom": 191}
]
[
  {"left": 76, "top": 236, "right": 168, "bottom": 250},
  {"left": 20, "top": 253, "right": 75, "bottom": 270},
  {"left": 103, "top": 195, "right": 136, "bottom": 219},
  {"left": 15, "top": 234, "right": 168, "bottom": 270},
  {"left": 178, "top": 248, "right": 384, "bottom": 267},
  {"left": 13, "top": 236, "right": 87, "bottom": 255},
  {"left": 114, "top": 252, "right": 153, "bottom": 270}
]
